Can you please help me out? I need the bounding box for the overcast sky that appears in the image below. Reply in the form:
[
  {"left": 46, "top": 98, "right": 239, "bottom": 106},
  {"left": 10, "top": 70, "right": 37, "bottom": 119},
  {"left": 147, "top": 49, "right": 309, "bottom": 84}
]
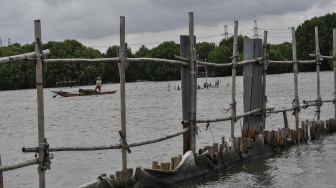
[{"left": 0, "top": 0, "right": 335, "bottom": 53}]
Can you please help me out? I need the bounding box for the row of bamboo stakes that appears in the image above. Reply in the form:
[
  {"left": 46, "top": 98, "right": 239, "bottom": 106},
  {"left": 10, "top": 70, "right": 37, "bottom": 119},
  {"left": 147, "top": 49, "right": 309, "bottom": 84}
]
[{"left": 151, "top": 155, "right": 183, "bottom": 171}]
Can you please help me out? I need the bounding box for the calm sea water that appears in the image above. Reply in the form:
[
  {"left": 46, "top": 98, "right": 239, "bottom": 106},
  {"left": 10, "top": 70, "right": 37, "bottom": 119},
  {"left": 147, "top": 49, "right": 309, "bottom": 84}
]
[{"left": 0, "top": 71, "right": 335, "bottom": 188}]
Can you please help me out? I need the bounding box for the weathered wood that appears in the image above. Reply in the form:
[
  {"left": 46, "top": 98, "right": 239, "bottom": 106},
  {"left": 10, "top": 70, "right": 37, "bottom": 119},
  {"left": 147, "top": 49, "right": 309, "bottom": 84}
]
[
  {"left": 0, "top": 50, "right": 50, "bottom": 64},
  {"left": 268, "top": 60, "right": 316, "bottom": 64},
  {"left": 261, "top": 31, "right": 268, "bottom": 130},
  {"left": 160, "top": 163, "right": 165, "bottom": 170},
  {"left": 212, "top": 143, "right": 218, "bottom": 154},
  {"left": 333, "top": 28, "right": 336, "bottom": 118},
  {"left": 152, "top": 161, "right": 158, "bottom": 169},
  {"left": 115, "top": 171, "right": 121, "bottom": 180},
  {"left": 128, "top": 168, "right": 133, "bottom": 179},
  {"left": 119, "top": 16, "right": 127, "bottom": 174},
  {"left": 231, "top": 20, "right": 239, "bottom": 139},
  {"left": 292, "top": 27, "right": 301, "bottom": 141},
  {"left": 34, "top": 19, "right": 46, "bottom": 188},
  {"left": 283, "top": 111, "right": 289, "bottom": 128},
  {"left": 178, "top": 155, "right": 182, "bottom": 163},
  {"left": 310, "top": 121, "right": 316, "bottom": 140},
  {"left": 270, "top": 130, "right": 275, "bottom": 145},
  {"left": 274, "top": 131, "right": 279, "bottom": 145},
  {"left": 278, "top": 129, "right": 283, "bottom": 145},
  {"left": 305, "top": 120, "right": 309, "bottom": 140},
  {"left": 325, "top": 120, "right": 330, "bottom": 133},
  {"left": 23, "top": 127, "right": 189, "bottom": 152},
  {"left": 188, "top": 12, "right": 196, "bottom": 154},
  {"left": 0, "top": 153, "right": 3, "bottom": 188},
  {"left": 197, "top": 107, "right": 274, "bottom": 124},
  {"left": 0, "top": 154, "right": 54, "bottom": 172},
  {"left": 175, "top": 55, "right": 262, "bottom": 67},
  {"left": 170, "top": 158, "right": 175, "bottom": 169},
  {"left": 315, "top": 26, "right": 321, "bottom": 121}
]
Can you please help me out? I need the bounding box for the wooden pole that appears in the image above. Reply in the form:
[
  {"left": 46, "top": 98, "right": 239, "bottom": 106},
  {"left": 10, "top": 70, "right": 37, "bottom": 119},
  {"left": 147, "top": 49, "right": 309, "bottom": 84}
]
[
  {"left": 34, "top": 19, "right": 46, "bottom": 188},
  {"left": 119, "top": 16, "right": 127, "bottom": 179},
  {"left": 188, "top": 12, "right": 196, "bottom": 154},
  {"left": 261, "top": 31, "right": 268, "bottom": 130},
  {"left": 333, "top": 28, "right": 336, "bottom": 118},
  {"left": 231, "top": 20, "right": 238, "bottom": 139},
  {"left": 315, "top": 26, "right": 321, "bottom": 120},
  {"left": 283, "top": 111, "right": 289, "bottom": 128},
  {"left": 292, "top": 27, "right": 300, "bottom": 140},
  {"left": 0, "top": 153, "right": 3, "bottom": 188}
]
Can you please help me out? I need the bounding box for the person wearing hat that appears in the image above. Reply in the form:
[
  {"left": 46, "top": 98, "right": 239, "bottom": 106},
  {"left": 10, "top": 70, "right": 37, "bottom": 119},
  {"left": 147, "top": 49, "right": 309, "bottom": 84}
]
[{"left": 95, "top": 77, "right": 102, "bottom": 93}]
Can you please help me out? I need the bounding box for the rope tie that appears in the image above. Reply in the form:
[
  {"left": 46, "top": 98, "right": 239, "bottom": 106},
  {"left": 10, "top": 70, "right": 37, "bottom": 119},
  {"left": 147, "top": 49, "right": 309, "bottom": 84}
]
[
  {"left": 206, "top": 123, "right": 216, "bottom": 144},
  {"left": 37, "top": 142, "right": 51, "bottom": 172}
]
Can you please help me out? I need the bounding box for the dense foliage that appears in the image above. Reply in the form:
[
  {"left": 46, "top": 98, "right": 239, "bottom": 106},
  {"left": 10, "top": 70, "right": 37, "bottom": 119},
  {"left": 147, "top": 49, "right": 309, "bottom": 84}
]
[{"left": 0, "top": 13, "right": 335, "bottom": 90}]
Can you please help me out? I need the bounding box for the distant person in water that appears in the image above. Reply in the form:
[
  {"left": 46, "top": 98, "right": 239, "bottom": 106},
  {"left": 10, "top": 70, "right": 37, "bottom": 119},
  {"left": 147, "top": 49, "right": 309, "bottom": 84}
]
[{"left": 95, "top": 77, "right": 102, "bottom": 93}]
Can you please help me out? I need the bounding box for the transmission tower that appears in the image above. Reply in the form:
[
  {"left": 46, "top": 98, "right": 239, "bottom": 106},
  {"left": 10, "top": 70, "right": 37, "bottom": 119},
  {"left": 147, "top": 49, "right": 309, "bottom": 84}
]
[
  {"left": 253, "top": 20, "right": 259, "bottom": 38},
  {"left": 224, "top": 25, "right": 228, "bottom": 39},
  {"left": 8, "top": 38, "right": 11, "bottom": 45}
]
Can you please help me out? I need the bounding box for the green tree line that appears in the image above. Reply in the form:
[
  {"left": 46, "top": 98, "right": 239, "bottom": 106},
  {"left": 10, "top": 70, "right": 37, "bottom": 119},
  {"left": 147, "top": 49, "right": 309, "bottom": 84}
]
[{"left": 1, "top": 13, "right": 335, "bottom": 90}]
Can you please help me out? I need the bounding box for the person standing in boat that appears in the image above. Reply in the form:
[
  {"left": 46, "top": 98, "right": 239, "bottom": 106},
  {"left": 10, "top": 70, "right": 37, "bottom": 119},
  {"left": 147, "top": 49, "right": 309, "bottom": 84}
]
[{"left": 95, "top": 77, "right": 102, "bottom": 93}]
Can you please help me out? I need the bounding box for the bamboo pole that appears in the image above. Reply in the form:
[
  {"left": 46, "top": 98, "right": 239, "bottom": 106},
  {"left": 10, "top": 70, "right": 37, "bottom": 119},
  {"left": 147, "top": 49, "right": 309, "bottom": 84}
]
[
  {"left": 261, "top": 31, "right": 268, "bottom": 130},
  {"left": 292, "top": 27, "right": 300, "bottom": 141},
  {"left": 0, "top": 50, "right": 50, "bottom": 64},
  {"left": 0, "top": 154, "right": 54, "bottom": 172},
  {"left": 119, "top": 16, "right": 127, "bottom": 180},
  {"left": 23, "top": 128, "right": 189, "bottom": 152},
  {"left": 315, "top": 26, "right": 321, "bottom": 121},
  {"left": 333, "top": 28, "right": 336, "bottom": 118},
  {"left": 0, "top": 153, "right": 3, "bottom": 188},
  {"left": 196, "top": 107, "right": 275, "bottom": 123},
  {"left": 175, "top": 55, "right": 263, "bottom": 67},
  {"left": 188, "top": 12, "right": 196, "bottom": 154},
  {"left": 309, "top": 54, "right": 332, "bottom": 59},
  {"left": 268, "top": 60, "right": 316, "bottom": 64},
  {"left": 34, "top": 19, "right": 46, "bottom": 188},
  {"left": 230, "top": 20, "right": 238, "bottom": 139},
  {"left": 46, "top": 57, "right": 188, "bottom": 66}
]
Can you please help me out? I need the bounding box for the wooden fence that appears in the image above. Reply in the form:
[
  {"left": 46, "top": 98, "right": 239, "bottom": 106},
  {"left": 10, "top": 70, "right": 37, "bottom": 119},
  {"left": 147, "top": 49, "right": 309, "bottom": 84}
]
[{"left": 0, "top": 12, "right": 336, "bottom": 188}]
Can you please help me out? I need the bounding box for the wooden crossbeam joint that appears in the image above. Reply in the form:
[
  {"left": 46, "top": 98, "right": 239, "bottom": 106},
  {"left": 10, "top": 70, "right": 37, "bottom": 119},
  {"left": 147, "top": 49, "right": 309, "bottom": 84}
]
[{"left": 119, "top": 131, "right": 131, "bottom": 154}]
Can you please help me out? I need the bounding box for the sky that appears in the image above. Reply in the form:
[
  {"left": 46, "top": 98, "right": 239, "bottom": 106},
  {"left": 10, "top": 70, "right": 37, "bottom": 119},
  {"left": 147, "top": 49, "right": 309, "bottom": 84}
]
[{"left": 0, "top": 0, "right": 335, "bottom": 53}]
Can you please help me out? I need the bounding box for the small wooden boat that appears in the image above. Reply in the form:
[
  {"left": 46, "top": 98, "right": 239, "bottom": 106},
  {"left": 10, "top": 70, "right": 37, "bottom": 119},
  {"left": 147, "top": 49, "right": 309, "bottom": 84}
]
[{"left": 52, "top": 89, "right": 117, "bottom": 98}]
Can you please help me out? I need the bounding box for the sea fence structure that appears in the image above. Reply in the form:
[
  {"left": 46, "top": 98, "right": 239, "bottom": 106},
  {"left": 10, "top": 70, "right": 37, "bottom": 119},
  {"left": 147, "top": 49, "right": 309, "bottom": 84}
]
[{"left": 1, "top": 12, "right": 336, "bottom": 188}]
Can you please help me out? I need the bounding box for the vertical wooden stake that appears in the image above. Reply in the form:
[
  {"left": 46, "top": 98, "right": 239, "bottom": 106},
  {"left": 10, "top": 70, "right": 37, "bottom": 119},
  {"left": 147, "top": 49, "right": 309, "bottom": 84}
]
[
  {"left": 315, "top": 26, "right": 321, "bottom": 121},
  {"left": 261, "top": 31, "right": 268, "bottom": 130},
  {"left": 333, "top": 28, "right": 336, "bottom": 118},
  {"left": 0, "top": 153, "right": 3, "bottom": 188},
  {"left": 119, "top": 16, "right": 127, "bottom": 180},
  {"left": 188, "top": 12, "right": 196, "bottom": 154},
  {"left": 283, "top": 111, "right": 289, "bottom": 128},
  {"left": 292, "top": 27, "right": 300, "bottom": 141},
  {"left": 231, "top": 20, "right": 238, "bottom": 139},
  {"left": 34, "top": 19, "right": 46, "bottom": 188}
]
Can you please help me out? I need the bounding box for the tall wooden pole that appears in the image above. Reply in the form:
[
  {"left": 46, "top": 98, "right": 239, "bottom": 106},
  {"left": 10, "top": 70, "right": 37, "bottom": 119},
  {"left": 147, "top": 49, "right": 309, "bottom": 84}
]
[
  {"left": 292, "top": 27, "right": 300, "bottom": 139},
  {"left": 315, "top": 26, "right": 321, "bottom": 120},
  {"left": 188, "top": 12, "right": 196, "bottom": 154},
  {"left": 261, "top": 31, "right": 268, "bottom": 130},
  {"left": 119, "top": 16, "right": 127, "bottom": 179},
  {"left": 333, "top": 28, "right": 336, "bottom": 118},
  {"left": 0, "top": 153, "right": 3, "bottom": 188},
  {"left": 34, "top": 19, "right": 46, "bottom": 188},
  {"left": 230, "top": 21, "right": 238, "bottom": 139}
]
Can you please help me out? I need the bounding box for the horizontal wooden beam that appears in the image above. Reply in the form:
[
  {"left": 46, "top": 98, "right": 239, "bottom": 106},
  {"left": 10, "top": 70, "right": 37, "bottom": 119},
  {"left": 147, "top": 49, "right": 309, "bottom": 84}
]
[{"left": 0, "top": 50, "right": 50, "bottom": 64}]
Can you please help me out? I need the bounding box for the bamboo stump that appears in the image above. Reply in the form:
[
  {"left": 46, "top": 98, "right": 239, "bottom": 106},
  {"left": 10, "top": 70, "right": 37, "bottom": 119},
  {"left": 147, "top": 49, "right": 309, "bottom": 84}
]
[{"left": 310, "top": 121, "right": 316, "bottom": 140}]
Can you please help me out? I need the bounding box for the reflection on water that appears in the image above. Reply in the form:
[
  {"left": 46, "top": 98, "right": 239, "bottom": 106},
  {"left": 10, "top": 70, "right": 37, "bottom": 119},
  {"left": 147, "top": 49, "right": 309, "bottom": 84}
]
[{"left": 0, "top": 72, "right": 336, "bottom": 188}]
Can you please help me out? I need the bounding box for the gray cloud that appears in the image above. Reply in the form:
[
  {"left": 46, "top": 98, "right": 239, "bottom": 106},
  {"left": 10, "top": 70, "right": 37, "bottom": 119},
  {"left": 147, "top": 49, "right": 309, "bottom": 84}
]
[{"left": 0, "top": 0, "right": 335, "bottom": 50}]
